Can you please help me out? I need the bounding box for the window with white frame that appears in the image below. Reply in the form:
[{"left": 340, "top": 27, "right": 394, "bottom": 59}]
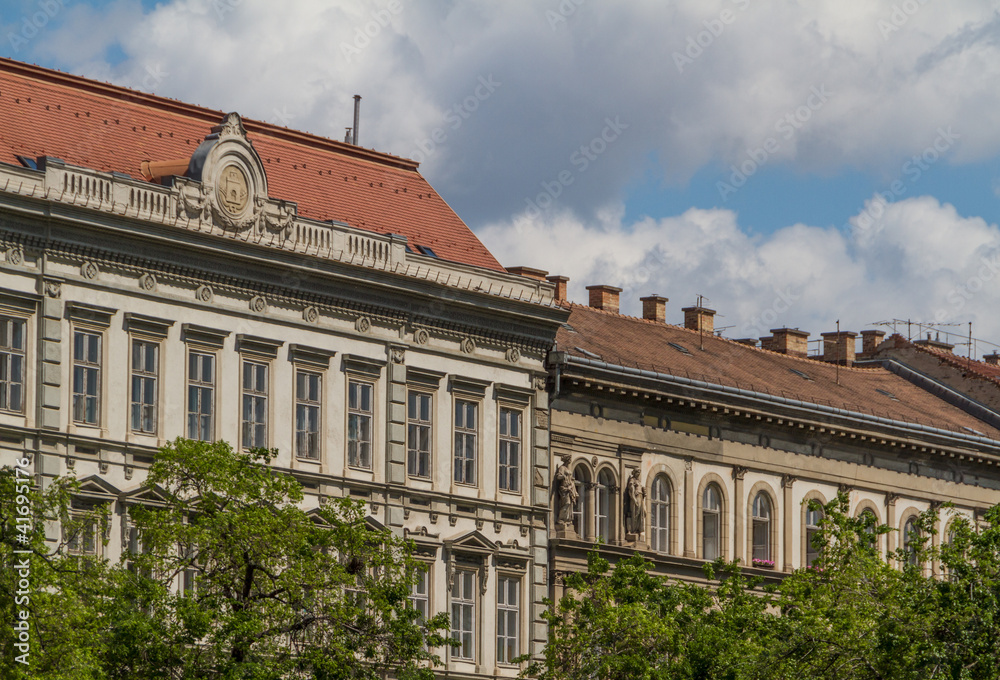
[
  {"left": 241, "top": 360, "right": 268, "bottom": 449},
  {"left": 451, "top": 569, "right": 476, "bottom": 660},
  {"left": 66, "top": 501, "right": 101, "bottom": 556},
  {"left": 498, "top": 408, "right": 521, "bottom": 492},
  {"left": 903, "top": 517, "right": 920, "bottom": 566},
  {"left": 410, "top": 567, "right": 429, "bottom": 623},
  {"left": 496, "top": 575, "right": 520, "bottom": 664},
  {"left": 347, "top": 380, "right": 373, "bottom": 468},
  {"left": 805, "top": 504, "right": 823, "bottom": 567},
  {"left": 130, "top": 339, "right": 159, "bottom": 434},
  {"left": 702, "top": 484, "right": 722, "bottom": 561},
  {"left": 595, "top": 470, "right": 613, "bottom": 542},
  {"left": 295, "top": 370, "right": 322, "bottom": 460},
  {"left": 650, "top": 476, "right": 670, "bottom": 553},
  {"left": 0, "top": 316, "right": 25, "bottom": 413},
  {"left": 72, "top": 330, "right": 102, "bottom": 425},
  {"left": 751, "top": 492, "right": 772, "bottom": 565},
  {"left": 453, "top": 400, "right": 478, "bottom": 485},
  {"left": 187, "top": 351, "right": 215, "bottom": 441},
  {"left": 573, "top": 467, "right": 589, "bottom": 538},
  {"left": 407, "top": 390, "right": 432, "bottom": 478}
]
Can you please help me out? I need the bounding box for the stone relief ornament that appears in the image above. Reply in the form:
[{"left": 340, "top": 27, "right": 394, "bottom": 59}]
[
  {"left": 355, "top": 316, "right": 371, "bottom": 334},
  {"left": 217, "top": 164, "right": 249, "bottom": 215},
  {"left": 6, "top": 247, "right": 24, "bottom": 265},
  {"left": 249, "top": 296, "right": 267, "bottom": 314},
  {"left": 460, "top": 337, "right": 476, "bottom": 354},
  {"left": 413, "top": 328, "right": 429, "bottom": 345},
  {"left": 196, "top": 285, "right": 214, "bottom": 303},
  {"left": 44, "top": 281, "right": 61, "bottom": 298},
  {"left": 139, "top": 273, "right": 157, "bottom": 291},
  {"left": 81, "top": 261, "right": 99, "bottom": 280},
  {"left": 303, "top": 306, "right": 319, "bottom": 323},
  {"left": 505, "top": 347, "right": 521, "bottom": 363},
  {"left": 391, "top": 347, "right": 405, "bottom": 364}
]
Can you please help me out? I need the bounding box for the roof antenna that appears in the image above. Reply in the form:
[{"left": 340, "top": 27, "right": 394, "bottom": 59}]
[{"left": 352, "top": 95, "right": 361, "bottom": 145}]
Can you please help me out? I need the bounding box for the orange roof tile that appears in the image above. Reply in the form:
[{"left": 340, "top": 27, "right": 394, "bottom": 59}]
[
  {"left": 884, "top": 334, "right": 1000, "bottom": 386},
  {"left": 559, "top": 304, "right": 1000, "bottom": 440},
  {"left": 0, "top": 57, "right": 503, "bottom": 272}
]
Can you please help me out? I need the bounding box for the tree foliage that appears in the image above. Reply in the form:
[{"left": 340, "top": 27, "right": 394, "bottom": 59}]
[{"left": 1, "top": 439, "right": 451, "bottom": 679}]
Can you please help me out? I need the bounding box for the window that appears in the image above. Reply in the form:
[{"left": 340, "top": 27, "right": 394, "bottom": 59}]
[
  {"left": 66, "top": 503, "right": 99, "bottom": 556},
  {"left": 496, "top": 576, "right": 519, "bottom": 664},
  {"left": 805, "top": 505, "right": 823, "bottom": 567},
  {"left": 859, "top": 509, "right": 878, "bottom": 550},
  {"left": 410, "top": 567, "right": 429, "bottom": 623},
  {"left": 72, "top": 330, "right": 101, "bottom": 424},
  {"left": 241, "top": 360, "right": 268, "bottom": 449},
  {"left": 453, "top": 400, "right": 478, "bottom": 485},
  {"left": 347, "top": 380, "right": 373, "bottom": 468},
  {"left": 295, "top": 370, "right": 322, "bottom": 460},
  {"left": 498, "top": 408, "right": 521, "bottom": 492},
  {"left": 187, "top": 352, "right": 215, "bottom": 441},
  {"left": 903, "top": 517, "right": 919, "bottom": 566},
  {"left": 751, "top": 492, "right": 772, "bottom": 565},
  {"left": 651, "top": 476, "right": 670, "bottom": 553},
  {"left": 0, "top": 317, "right": 25, "bottom": 413},
  {"left": 130, "top": 339, "right": 158, "bottom": 434},
  {"left": 407, "top": 391, "right": 432, "bottom": 477},
  {"left": 573, "top": 467, "right": 589, "bottom": 538},
  {"left": 703, "top": 484, "right": 721, "bottom": 560},
  {"left": 595, "top": 470, "right": 613, "bottom": 542},
  {"left": 451, "top": 570, "right": 476, "bottom": 660}
]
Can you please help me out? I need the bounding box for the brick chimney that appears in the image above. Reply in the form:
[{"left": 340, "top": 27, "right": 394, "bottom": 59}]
[
  {"left": 682, "top": 306, "right": 715, "bottom": 334},
  {"left": 914, "top": 332, "right": 954, "bottom": 353},
  {"left": 507, "top": 266, "right": 549, "bottom": 281},
  {"left": 770, "top": 328, "right": 809, "bottom": 357},
  {"left": 821, "top": 331, "right": 857, "bottom": 365},
  {"left": 984, "top": 352, "right": 1000, "bottom": 366},
  {"left": 759, "top": 336, "right": 774, "bottom": 351},
  {"left": 640, "top": 295, "right": 668, "bottom": 323},
  {"left": 859, "top": 330, "right": 886, "bottom": 358},
  {"left": 546, "top": 275, "right": 569, "bottom": 303},
  {"left": 734, "top": 338, "right": 758, "bottom": 347},
  {"left": 586, "top": 285, "right": 622, "bottom": 313}
]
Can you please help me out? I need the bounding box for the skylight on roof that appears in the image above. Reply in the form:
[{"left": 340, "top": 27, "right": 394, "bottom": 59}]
[
  {"left": 788, "top": 368, "right": 813, "bottom": 381},
  {"left": 668, "top": 342, "right": 691, "bottom": 356},
  {"left": 574, "top": 346, "right": 602, "bottom": 360},
  {"left": 875, "top": 388, "right": 899, "bottom": 401},
  {"left": 416, "top": 245, "right": 438, "bottom": 258},
  {"left": 15, "top": 155, "right": 37, "bottom": 170}
]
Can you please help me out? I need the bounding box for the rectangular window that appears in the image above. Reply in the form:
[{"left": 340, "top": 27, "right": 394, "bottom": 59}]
[
  {"left": 72, "top": 330, "right": 101, "bottom": 425},
  {"left": 296, "top": 370, "right": 322, "bottom": 460},
  {"left": 496, "top": 576, "right": 520, "bottom": 664},
  {"left": 407, "top": 391, "right": 432, "bottom": 478},
  {"left": 410, "top": 568, "right": 429, "bottom": 624},
  {"left": 498, "top": 408, "right": 521, "bottom": 492},
  {"left": 187, "top": 352, "right": 215, "bottom": 441},
  {"left": 130, "top": 339, "right": 159, "bottom": 434},
  {"left": 0, "top": 317, "right": 25, "bottom": 413},
  {"left": 66, "top": 511, "right": 98, "bottom": 556},
  {"left": 451, "top": 570, "right": 475, "bottom": 660},
  {"left": 454, "top": 400, "right": 478, "bottom": 485},
  {"left": 241, "top": 360, "right": 268, "bottom": 449},
  {"left": 347, "top": 381, "right": 373, "bottom": 468}
]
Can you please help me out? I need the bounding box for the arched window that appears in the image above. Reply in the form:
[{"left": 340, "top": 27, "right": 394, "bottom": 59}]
[
  {"left": 650, "top": 476, "right": 670, "bottom": 554},
  {"left": 573, "top": 468, "right": 588, "bottom": 538},
  {"left": 703, "top": 484, "right": 722, "bottom": 560},
  {"left": 902, "top": 517, "right": 919, "bottom": 566},
  {"left": 859, "top": 509, "right": 878, "bottom": 550},
  {"left": 805, "top": 505, "right": 823, "bottom": 567},
  {"left": 595, "top": 470, "right": 613, "bottom": 542},
  {"left": 751, "top": 492, "right": 771, "bottom": 565}
]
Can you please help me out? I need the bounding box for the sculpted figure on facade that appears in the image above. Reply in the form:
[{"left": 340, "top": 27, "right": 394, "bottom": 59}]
[
  {"left": 623, "top": 468, "right": 646, "bottom": 535},
  {"left": 553, "top": 454, "right": 578, "bottom": 526}
]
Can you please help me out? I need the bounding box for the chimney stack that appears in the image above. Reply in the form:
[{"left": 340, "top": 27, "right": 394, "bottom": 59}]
[
  {"left": 914, "top": 332, "right": 955, "bottom": 354},
  {"left": 770, "top": 328, "right": 810, "bottom": 357},
  {"left": 984, "top": 352, "right": 1000, "bottom": 366},
  {"left": 734, "top": 338, "right": 758, "bottom": 347},
  {"left": 640, "top": 295, "right": 668, "bottom": 323},
  {"left": 682, "top": 306, "right": 715, "bottom": 334},
  {"left": 546, "top": 275, "right": 569, "bottom": 303},
  {"left": 586, "top": 285, "right": 622, "bottom": 313},
  {"left": 507, "top": 266, "right": 549, "bottom": 281},
  {"left": 821, "top": 331, "right": 858, "bottom": 365},
  {"left": 352, "top": 95, "right": 361, "bottom": 145},
  {"left": 859, "top": 329, "right": 886, "bottom": 358}
]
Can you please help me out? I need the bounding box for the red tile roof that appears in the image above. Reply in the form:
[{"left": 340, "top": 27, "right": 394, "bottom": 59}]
[
  {"left": 0, "top": 57, "right": 503, "bottom": 272},
  {"left": 559, "top": 304, "right": 1000, "bottom": 440},
  {"left": 883, "top": 334, "right": 1000, "bottom": 386}
]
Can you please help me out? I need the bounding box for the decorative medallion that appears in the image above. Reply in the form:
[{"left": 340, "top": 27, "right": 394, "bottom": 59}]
[
  {"left": 460, "top": 337, "right": 476, "bottom": 354},
  {"left": 139, "top": 273, "right": 157, "bottom": 291},
  {"left": 249, "top": 296, "right": 267, "bottom": 314},
  {"left": 81, "top": 262, "right": 99, "bottom": 280},
  {"left": 413, "top": 328, "right": 429, "bottom": 345},
  {"left": 6, "top": 247, "right": 23, "bottom": 265},
  {"left": 505, "top": 347, "right": 520, "bottom": 363},
  {"left": 355, "top": 317, "right": 371, "bottom": 334},
  {"left": 218, "top": 164, "right": 250, "bottom": 215},
  {"left": 303, "top": 306, "right": 319, "bottom": 323},
  {"left": 196, "top": 285, "right": 214, "bottom": 303}
]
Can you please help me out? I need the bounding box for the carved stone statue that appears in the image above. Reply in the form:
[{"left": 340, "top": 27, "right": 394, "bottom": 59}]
[
  {"left": 623, "top": 468, "right": 646, "bottom": 535},
  {"left": 553, "top": 454, "right": 578, "bottom": 526}
]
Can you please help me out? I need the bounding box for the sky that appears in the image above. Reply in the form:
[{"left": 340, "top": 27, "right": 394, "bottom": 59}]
[{"left": 4, "top": 0, "right": 1000, "bottom": 356}]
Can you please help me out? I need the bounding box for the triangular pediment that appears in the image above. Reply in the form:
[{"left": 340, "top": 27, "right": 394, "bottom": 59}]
[
  {"left": 446, "top": 529, "right": 498, "bottom": 555},
  {"left": 122, "top": 484, "right": 172, "bottom": 507},
  {"left": 76, "top": 475, "right": 120, "bottom": 498}
]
